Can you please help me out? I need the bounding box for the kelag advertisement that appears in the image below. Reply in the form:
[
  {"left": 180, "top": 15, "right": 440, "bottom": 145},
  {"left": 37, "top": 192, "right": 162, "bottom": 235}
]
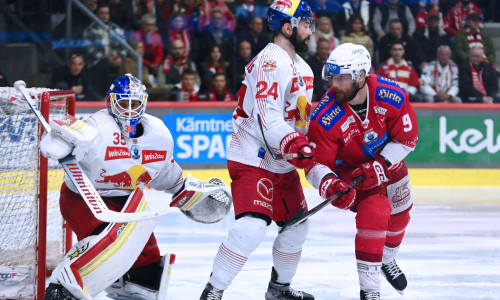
[
  {"left": 407, "top": 114, "right": 500, "bottom": 166},
  {"left": 162, "top": 113, "right": 232, "bottom": 164}
]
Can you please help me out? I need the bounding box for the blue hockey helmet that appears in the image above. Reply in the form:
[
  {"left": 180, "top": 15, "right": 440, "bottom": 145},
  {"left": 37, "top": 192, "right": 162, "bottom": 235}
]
[
  {"left": 267, "top": 0, "right": 315, "bottom": 32},
  {"left": 106, "top": 73, "right": 148, "bottom": 138}
]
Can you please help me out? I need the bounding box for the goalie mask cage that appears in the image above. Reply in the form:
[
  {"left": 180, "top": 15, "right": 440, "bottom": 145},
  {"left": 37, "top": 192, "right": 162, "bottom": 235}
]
[{"left": 0, "top": 88, "right": 75, "bottom": 300}]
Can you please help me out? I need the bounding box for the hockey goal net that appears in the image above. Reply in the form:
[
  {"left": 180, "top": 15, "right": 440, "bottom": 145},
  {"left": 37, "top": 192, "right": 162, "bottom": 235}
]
[{"left": 0, "top": 87, "right": 75, "bottom": 300}]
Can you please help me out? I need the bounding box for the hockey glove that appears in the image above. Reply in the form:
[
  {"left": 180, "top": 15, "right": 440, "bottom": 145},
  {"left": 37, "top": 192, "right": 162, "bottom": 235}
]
[
  {"left": 46, "top": 114, "right": 100, "bottom": 161},
  {"left": 351, "top": 156, "right": 390, "bottom": 190},
  {"left": 280, "top": 132, "right": 314, "bottom": 169},
  {"left": 319, "top": 175, "right": 356, "bottom": 210}
]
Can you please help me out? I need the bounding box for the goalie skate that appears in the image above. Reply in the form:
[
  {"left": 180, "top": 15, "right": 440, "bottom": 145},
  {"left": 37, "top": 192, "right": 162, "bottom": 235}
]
[
  {"left": 380, "top": 260, "right": 407, "bottom": 294},
  {"left": 105, "top": 254, "right": 174, "bottom": 300},
  {"left": 264, "top": 268, "right": 314, "bottom": 300}
]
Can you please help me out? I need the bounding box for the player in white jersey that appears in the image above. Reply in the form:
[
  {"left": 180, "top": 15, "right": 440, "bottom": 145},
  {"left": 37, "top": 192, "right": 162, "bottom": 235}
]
[
  {"left": 200, "top": 1, "right": 316, "bottom": 299},
  {"left": 40, "top": 74, "right": 231, "bottom": 300}
]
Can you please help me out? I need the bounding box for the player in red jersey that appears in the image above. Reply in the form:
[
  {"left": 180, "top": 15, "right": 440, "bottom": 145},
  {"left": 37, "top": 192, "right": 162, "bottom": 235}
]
[{"left": 305, "top": 43, "right": 419, "bottom": 300}]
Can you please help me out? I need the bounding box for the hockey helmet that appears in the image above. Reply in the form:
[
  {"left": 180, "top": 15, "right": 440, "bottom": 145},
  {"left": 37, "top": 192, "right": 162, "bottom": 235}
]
[
  {"left": 267, "top": 0, "right": 315, "bottom": 32},
  {"left": 106, "top": 73, "right": 148, "bottom": 138},
  {"left": 322, "top": 43, "right": 371, "bottom": 83}
]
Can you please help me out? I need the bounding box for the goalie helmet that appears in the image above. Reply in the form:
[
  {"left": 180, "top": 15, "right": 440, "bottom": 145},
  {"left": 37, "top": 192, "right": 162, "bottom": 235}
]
[
  {"left": 267, "top": 0, "right": 315, "bottom": 32},
  {"left": 170, "top": 174, "right": 232, "bottom": 224},
  {"left": 106, "top": 73, "right": 148, "bottom": 138},
  {"left": 322, "top": 43, "right": 371, "bottom": 83}
]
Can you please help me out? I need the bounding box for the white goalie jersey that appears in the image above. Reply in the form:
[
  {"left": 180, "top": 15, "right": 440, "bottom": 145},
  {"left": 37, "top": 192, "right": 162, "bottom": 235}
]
[
  {"left": 64, "top": 109, "right": 184, "bottom": 197},
  {"left": 227, "top": 43, "right": 314, "bottom": 173}
]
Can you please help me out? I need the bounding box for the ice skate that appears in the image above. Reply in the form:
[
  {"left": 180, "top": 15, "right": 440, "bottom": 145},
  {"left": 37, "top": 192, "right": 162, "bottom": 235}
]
[
  {"left": 381, "top": 260, "right": 407, "bottom": 294},
  {"left": 360, "top": 290, "right": 380, "bottom": 300},
  {"left": 199, "top": 282, "right": 224, "bottom": 300},
  {"left": 264, "top": 267, "right": 314, "bottom": 300}
]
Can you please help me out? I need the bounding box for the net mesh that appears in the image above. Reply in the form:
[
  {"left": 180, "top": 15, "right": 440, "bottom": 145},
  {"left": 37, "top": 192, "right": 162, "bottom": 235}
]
[{"left": 0, "top": 87, "right": 70, "bottom": 299}]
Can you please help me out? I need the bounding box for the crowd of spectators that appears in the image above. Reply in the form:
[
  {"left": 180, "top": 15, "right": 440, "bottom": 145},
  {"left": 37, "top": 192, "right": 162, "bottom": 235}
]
[{"left": 44, "top": 0, "right": 498, "bottom": 103}]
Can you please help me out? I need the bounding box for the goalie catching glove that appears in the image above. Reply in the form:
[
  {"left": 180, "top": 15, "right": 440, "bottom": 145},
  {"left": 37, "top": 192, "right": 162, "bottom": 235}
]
[
  {"left": 351, "top": 156, "right": 390, "bottom": 190},
  {"left": 319, "top": 174, "right": 356, "bottom": 210},
  {"left": 40, "top": 114, "right": 100, "bottom": 161},
  {"left": 170, "top": 174, "right": 232, "bottom": 224},
  {"left": 280, "top": 132, "right": 314, "bottom": 168}
]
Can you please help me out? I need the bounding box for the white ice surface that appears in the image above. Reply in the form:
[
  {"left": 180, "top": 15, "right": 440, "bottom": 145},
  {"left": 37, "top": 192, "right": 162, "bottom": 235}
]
[{"left": 89, "top": 186, "right": 500, "bottom": 300}]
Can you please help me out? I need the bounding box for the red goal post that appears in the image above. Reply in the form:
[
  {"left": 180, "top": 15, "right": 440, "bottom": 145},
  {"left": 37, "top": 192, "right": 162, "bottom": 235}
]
[{"left": 0, "top": 88, "right": 75, "bottom": 300}]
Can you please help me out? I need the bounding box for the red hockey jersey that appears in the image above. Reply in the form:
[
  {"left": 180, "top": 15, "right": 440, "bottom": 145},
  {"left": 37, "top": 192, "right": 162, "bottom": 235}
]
[{"left": 307, "top": 74, "right": 418, "bottom": 176}]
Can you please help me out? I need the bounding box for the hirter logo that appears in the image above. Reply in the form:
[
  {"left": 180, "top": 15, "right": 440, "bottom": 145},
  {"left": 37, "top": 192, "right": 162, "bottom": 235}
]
[
  {"left": 105, "top": 147, "right": 131, "bottom": 160},
  {"left": 142, "top": 150, "right": 167, "bottom": 164}
]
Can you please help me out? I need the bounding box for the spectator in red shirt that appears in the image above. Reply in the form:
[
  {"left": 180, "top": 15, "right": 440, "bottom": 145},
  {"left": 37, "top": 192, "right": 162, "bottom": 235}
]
[
  {"left": 445, "top": 0, "right": 483, "bottom": 36},
  {"left": 129, "top": 13, "right": 164, "bottom": 76},
  {"left": 168, "top": 69, "right": 199, "bottom": 101},
  {"left": 200, "top": 72, "right": 235, "bottom": 101},
  {"left": 377, "top": 40, "right": 423, "bottom": 102}
]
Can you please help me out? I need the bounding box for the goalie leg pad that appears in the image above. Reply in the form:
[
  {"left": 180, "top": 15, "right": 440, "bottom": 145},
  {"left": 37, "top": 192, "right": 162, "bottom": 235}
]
[
  {"left": 170, "top": 173, "right": 232, "bottom": 223},
  {"left": 48, "top": 189, "right": 156, "bottom": 298}
]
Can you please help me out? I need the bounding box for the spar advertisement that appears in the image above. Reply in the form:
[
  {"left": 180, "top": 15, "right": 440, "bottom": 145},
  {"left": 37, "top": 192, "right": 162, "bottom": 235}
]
[
  {"left": 406, "top": 113, "right": 500, "bottom": 166},
  {"left": 162, "top": 113, "right": 232, "bottom": 164}
]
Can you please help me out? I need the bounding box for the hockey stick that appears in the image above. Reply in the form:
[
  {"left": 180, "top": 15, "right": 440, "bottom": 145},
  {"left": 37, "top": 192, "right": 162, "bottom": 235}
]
[
  {"left": 14, "top": 80, "right": 170, "bottom": 223},
  {"left": 256, "top": 113, "right": 298, "bottom": 160},
  {"left": 158, "top": 253, "right": 176, "bottom": 300},
  {"left": 279, "top": 175, "right": 364, "bottom": 234}
]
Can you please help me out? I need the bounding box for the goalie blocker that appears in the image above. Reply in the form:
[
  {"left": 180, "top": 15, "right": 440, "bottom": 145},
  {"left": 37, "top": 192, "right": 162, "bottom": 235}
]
[{"left": 170, "top": 174, "right": 232, "bottom": 224}]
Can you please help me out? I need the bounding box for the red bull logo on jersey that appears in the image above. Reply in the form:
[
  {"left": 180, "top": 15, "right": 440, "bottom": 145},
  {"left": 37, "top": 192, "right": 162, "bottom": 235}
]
[
  {"left": 142, "top": 150, "right": 167, "bottom": 164},
  {"left": 284, "top": 96, "right": 311, "bottom": 129},
  {"left": 105, "top": 146, "right": 132, "bottom": 160},
  {"left": 262, "top": 60, "right": 277, "bottom": 72},
  {"left": 376, "top": 87, "right": 404, "bottom": 109},
  {"left": 96, "top": 165, "right": 152, "bottom": 189}
]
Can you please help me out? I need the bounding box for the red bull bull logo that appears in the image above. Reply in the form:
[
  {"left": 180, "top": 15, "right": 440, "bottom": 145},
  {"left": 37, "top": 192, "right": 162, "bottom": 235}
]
[
  {"left": 273, "top": 0, "right": 293, "bottom": 9},
  {"left": 262, "top": 60, "right": 277, "bottom": 72},
  {"left": 96, "top": 165, "right": 152, "bottom": 189},
  {"left": 284, "top": 96, "right": 311, "bottom": 129}
]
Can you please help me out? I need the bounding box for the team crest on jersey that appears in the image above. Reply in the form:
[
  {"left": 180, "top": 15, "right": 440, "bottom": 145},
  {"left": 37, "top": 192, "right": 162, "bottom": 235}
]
[
  {"left": 374, "top": 106, "right": 387, "bottom": 115},
  {"left": 363, "top": 130, "right": 378, "bottom": 144},
  {"left": 298, "top": 74, "right": 304, "bottom": 86},
  {"left": 262, "top": 60, "right": 277, "bottom": 72},
  {"left": 130, "top": 145, "right": 141, "bottom": 160},
  {"left": 375, "top": 87, "right": 404, "bottom": 109}
]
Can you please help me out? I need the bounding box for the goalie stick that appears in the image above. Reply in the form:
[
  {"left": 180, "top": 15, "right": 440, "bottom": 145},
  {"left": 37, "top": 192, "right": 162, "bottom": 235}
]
[
  {"left": 279, "top": 176, "right": 364, "bottom": 234},
  {"left": 257, "top": 113, "right": 298, "bottom": 160},
  {"left": 14, "top": 80, "right": 170, "bottom": 223}
]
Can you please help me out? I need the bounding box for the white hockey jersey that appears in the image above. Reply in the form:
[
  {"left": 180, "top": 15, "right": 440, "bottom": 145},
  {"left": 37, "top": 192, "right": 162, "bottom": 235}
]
[
  {"left": 227, "top": 43, "right": 314, "bottom": 173},
  {"left": 64, "top": 110, "right": 184, "bottom": 197}
]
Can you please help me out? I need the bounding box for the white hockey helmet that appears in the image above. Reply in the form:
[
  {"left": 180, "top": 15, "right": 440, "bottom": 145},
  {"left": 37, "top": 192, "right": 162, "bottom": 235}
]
[{"left": 322, "top": 43, "right": 371, "bottom": 83}]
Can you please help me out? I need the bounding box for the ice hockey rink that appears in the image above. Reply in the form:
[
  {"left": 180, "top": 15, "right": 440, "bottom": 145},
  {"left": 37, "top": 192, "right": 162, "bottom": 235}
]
[{"left": 93, "top": 186, "right": 500, "bottom": 300}]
